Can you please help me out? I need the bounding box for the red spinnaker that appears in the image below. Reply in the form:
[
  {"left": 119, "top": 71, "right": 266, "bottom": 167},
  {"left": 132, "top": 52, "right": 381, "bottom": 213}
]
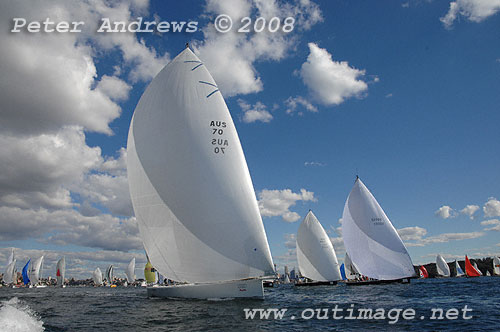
[{"left": 465, "top": 255, "right": 481, "bottom": 277}]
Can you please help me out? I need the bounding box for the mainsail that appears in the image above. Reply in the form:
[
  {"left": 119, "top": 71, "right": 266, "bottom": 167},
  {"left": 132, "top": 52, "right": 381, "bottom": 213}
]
[
  {"left": 126, "top": 258, "right": 136, "bottom": 283},
  {"left": 56, "top": 257, "right": 66, "bottom": 286},
  {"left": 344, "top": 253, "right": 359, "bottom": 280},
  {"left": 455, "top": 260, "right": 465, "bottom": 277},
  {"left": 127, "top": 47, "right": 274, "bottom": 283},
  {"left": 4, "top": 259, "right": 16, "bottom": 284},
  {"left": 436, "top": 254, "right": 450, "bottom": 277},
  {"left": 342, "top": 178, "right": 415, "bottom": 280},
  {"left": 296, "top": 211, "right": 341, "bottom": 282},
  {"left": 93, "top": 267, "right": 103, "bottom": 286}
]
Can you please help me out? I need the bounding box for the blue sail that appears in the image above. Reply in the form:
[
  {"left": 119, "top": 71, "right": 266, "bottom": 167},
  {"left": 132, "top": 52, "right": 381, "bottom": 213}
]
[
  {"left": 22, "top": 259, "right": 30, "bottom": 285},
  {"left": 340, "top": 263, "right": 347, "bottom": 280}
]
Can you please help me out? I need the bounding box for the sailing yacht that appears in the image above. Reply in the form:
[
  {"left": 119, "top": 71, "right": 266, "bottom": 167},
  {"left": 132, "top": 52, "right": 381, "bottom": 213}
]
[
  {"left": 30, "top": 256, "right": 46, "bottom": 288},
  {"left": 126, "top": 258, "right": 136, "bottom": 285},
  {"left": 93, "top": 268, "right": 103, "bottom": 286},
  {"left": 454, "top": 260, "right": 465, "bottom": 277},
  {"left": 436, "top": 254, "right": 451, "bottom": 277},
  {"left": 56, "top": 257, "right": 66, "bottom": 287},
  {"left": 295, "top": 210, "right": 341, "bottom": 286},
  {"left": 127, "top": 45, "right": 274, "bottom": 299},
  {"left": 342, "top": 177, "right": 415, "bottom": 285},
  {"left": 493, "top": 257, "right": 500, "bottom": 275},
  {"left": 465, "top": 256, "right": 481, "bottom": 277}
]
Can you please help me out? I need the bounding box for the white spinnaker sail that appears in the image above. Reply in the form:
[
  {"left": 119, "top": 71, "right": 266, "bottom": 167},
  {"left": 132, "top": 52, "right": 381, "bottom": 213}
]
[
  {"left": 4, "top": 259, "right": 16, "bottom": 284},
  {"left": 93, "top": 268, "right": 103, "bottom": 285},
  {"left": 455, "top": 260, "right": 465, "bottom": 276},
  {"left": 30, "top": 256, "right": 44, "bottom": 284},
  {"left": 7, "top": 248, "right": 14, "bottom": 266},
  {"left": 436, "top": 254, "right": 450, "bottom": 277},
  {"left": 296, "top": 211, "right": 341, "bottom": 281},
  {"left": 126, "top": 258, "right": 136, "bottom": 283},
  {"left": 344, "top": 253, "right": 359, "bottom": 280},
  {"left": 342, "top": 178, "right": 415, "bottom": 280},
  {"left": 127, "top": 47, "right": 274, "bottom": 283},
  {"left": 56, "top": 257, "right": 66, "bottom": 285},
  {"left": 493, "top": 257, "right": 500, "bottom": 275}
]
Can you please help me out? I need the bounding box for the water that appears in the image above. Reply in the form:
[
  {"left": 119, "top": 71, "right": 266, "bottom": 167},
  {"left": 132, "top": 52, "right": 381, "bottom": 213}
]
[{"left": 1, "top": 277, "right": 499, "bottom": 332}]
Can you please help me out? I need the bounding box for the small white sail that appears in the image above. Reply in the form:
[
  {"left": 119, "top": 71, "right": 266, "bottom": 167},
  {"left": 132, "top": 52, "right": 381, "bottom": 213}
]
[
  {"left": 30, "top": 256, "right": 44, "bottom": 285},
  {"left": 7, "top": 248, "right": 14, "bottom": 266},
  {"left": 4, "top": 259, "right": 16, "bottom": 284},
  {"left": 473, "top": 262, "right": 483, "bottom": 276},
  {"left": 486, "top": 270, "right": 491, "bottom": 276},
  {"left": 455, "top": 260, "right": 465, "bottom": 277},
  {"left": 493, "top": 257, "right": 500, "bottom": 275},
  {"left": 127, "top": 47, "right": 274, "bottom": 292},
  {"left": 56, "top": 257, "right": 66, "bottom": 286},
  {"left": 296, "top": 211, "right": 341, "bottom": 282},
  {"left": 342, "top": 178, "right": 415, "bottom": 280},
  {"left": 126, "top": 258, "right": 135, "bottom": 283},
  {"left": 344, "top": 253, "right": 359, "bottom": 280},
  {"left": 93, "top": 268, "right": 103, "bottom": 286},
  {"left": 436, "top": 254, "right": 450, "bottom": 277}
]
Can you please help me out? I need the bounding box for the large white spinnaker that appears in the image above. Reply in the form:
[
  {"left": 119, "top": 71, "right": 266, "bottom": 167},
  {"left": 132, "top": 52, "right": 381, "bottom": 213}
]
[
  {"left": 436, "top": 254, "right": 451, "bottom": 277},
  {"left": 493, "top": 257, "right": 500, "bottom": 275},
  {"left": 127, "top": 47, "right": 274, "bottom": 287},
  {"left": 296, "top": 211, "right": 341, "bottom": 282},
  {"left": 342, "top": 178, "right": 415, "bottom": 280},
  {"left": 93, "top": 268, "right": 103, "bottom": 286},
  {"left": 30, "top": 256, "right": 44, "bottom": 285},
  {"left": 126, "top": 258, "right": 136, "bottom": 283},
  {"left": 4, "top": 259, "right": 16, "bottom": 284},
  {"left": 56, "top": 257, "right": 66, "bottom": 286}
]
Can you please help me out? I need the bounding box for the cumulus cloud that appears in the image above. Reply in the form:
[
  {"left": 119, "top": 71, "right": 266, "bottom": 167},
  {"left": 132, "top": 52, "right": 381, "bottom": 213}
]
[
  {"left": 440, "top": 0, "right": 500, "bottom": 29},
  {"left": 460, "top": 204, "right": 480, "bottom": 219},
  {"left": 258, "top": 188, "right": 316, "bottom": 222},
  {"left": 483, "top": 197, "right": 500, "bottom": 217},
  {"left": 480, "top": 218, "right": 500, "bottom": 231},
  {"left": 398, "top": 226, "right": 484, "bottom": 247},
  {"left": 284, "top": 233, "right": 297, "bottom": 249},
  {"left": 238, "top": 99, "right": 273, "bottom": 123},
  {"left": 435, "top": 205, "right": 457, "bottom": 219},
  {"left": 193, "top": 0, "right": 323, "bottom": 97},
  {"left": 284, "top": 96, "right": 318, "bottom": 115},
  {"left": 299, "top": 43, "right": 369, "bottom": 106}
]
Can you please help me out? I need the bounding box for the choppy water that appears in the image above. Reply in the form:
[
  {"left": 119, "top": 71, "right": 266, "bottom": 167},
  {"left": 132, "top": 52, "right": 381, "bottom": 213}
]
[{"left": 1, "top": 277, "right": 499, "bottom": 331}]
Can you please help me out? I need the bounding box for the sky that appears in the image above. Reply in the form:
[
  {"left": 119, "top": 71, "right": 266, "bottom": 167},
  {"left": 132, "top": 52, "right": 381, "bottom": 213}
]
[{"left": 1, "top": 0, "right": 500, "bottom": 280}]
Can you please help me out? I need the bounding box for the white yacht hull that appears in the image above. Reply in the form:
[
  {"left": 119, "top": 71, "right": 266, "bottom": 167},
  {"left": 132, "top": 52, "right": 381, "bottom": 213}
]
[{"left": 147, "top": 278, "right": 264, "bottom": 299}]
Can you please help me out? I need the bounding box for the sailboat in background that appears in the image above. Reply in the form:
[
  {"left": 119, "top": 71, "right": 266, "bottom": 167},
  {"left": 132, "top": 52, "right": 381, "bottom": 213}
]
[
  {"left": 419, "top": 266, "right": 429, "bottom": 278},
  {"left": 472, "top": 262, "right": 483, "bottom": 276},
  {"left": 493, "top": 257, "right": 500, "bottom": 275},
  {"left": 344, "top": 253, "right": 360, "bottom": 280},
  {"left": 342, "top": 177, "right": 415, "bottom": 285},
  {"left": 30, "top": 256, "right": 46, "bottom": 287},
  {"left": 127, "top": 46, "right": 274, "bottom": 299},
  {"left": 4, "top": 258, "right": 17, "bottom": 285},
  {"left": 22, "top": 260, "right": 30, "bottom": 286},
  {"left": 56, "top": 257, "right": 66, "bottom": 287},
  {"left": 454, "top": 260, "right": 465, "bottom": 277},
  {"left": 125, "top": 258, "right": 136, "bottom": 285},
  {"left": 465, "top": 256, "right": 481, "bottom": 277},
  {"left": 436, "top": 254, "right": 451, "bottom": 277},
  {"left": 93, "top": 268, "right": 103, "bottom": 286},
  {"left": 295, "top": 211, "right": 341, "bottom": 286},
  {"left": 106, "top": 265, "right": 114, "bottom": 286}
]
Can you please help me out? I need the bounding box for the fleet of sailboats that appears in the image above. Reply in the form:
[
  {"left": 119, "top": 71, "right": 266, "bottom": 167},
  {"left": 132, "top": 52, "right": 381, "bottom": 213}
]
[
  {"left": 126, "top": 45, "right": 274, "bottom": 299},
  {"left": 295, "top": 211, "right": 341, "bottom": 286}
]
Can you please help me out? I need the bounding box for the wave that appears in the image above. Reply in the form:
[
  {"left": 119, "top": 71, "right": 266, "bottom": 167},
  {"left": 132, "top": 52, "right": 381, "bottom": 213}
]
[{"left": 0, "top": 297, "right": 44, "bottom": 332}]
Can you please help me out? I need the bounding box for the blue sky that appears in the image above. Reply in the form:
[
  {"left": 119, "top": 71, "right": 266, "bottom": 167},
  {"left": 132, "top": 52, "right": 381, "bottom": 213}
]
[{"left": 1, "top": 0, "right": 499, "bottom": 279}]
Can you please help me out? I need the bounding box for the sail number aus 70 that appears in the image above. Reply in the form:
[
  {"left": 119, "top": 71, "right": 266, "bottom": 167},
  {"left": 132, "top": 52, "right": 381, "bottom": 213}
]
[{"left": 210, "top": 120, "right": 229, "bottom": 154}]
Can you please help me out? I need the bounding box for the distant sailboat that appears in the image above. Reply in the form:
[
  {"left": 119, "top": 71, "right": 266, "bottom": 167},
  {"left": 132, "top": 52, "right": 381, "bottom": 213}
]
[
  {"left": 93, "top": 268, "right": 103, "bottom": 286},
  {"left": 493, "top": 257, "right": 500, "bottom": 275},
  {"left": 344, "top": 253, "right": 360, "bottom": 280},
  {"left": 436, "top": 254, "right": 451, "bottom": 277},
  {"left": 106, "top": 265, "right": 114, "bottom": 285},
  {"left": 342, "top": 178, "right": 415, "bottom": 285},
  {"left": 465, "top": 256, "right": 481, "bottom": 277},
  {"left": 419, "top": 266, "right": 429, "bottom": 278},
  {"left": 30, "top": 256, "right": 45, "bottom": 287},
  {"left": 295, "top": 211, "right": 341, "bottom": 286},
  {"left": 127, "top": 46, "right": 274, "bottom": 299},
  {"left": 486, "top": 270, "right": 491, "bottom": 276},
  {"left": 4, "top": 259, "right": 17, "bottom": 285},
  {"left": 56, "top": 257, "right": 66, "bottom": 287},
  {"left": 454, "top": 260, "right": 465, "bottom": 277},
  {"left": 126, "top": 258, "right": 136, "bottom": 284},
  {"left": 22, "top": 260, "right": 30, "bottom": 285},
  {"left": 472, "top": 262, "right": 483, "bottom": 276}
]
